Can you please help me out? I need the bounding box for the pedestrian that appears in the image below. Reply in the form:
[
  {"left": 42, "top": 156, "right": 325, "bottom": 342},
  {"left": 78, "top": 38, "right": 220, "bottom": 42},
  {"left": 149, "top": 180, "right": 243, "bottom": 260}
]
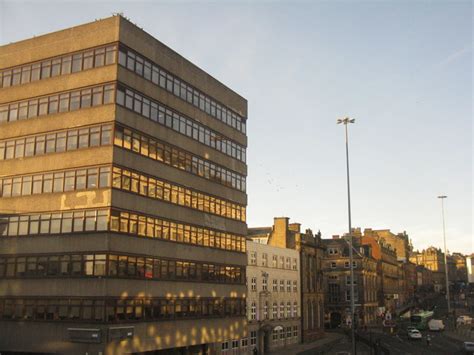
[
  {"left": 426, "top": 334, "right": 431, "bottom": 346},
  {"left": 253, "top": 346, "right": 258, "bottom": 355}
]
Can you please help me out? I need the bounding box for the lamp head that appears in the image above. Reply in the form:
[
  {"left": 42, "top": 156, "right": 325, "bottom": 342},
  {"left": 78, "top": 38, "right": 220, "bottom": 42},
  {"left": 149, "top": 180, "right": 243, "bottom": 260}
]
[{"left": 337, "top": 117, "right": 356, "bottom": 125}]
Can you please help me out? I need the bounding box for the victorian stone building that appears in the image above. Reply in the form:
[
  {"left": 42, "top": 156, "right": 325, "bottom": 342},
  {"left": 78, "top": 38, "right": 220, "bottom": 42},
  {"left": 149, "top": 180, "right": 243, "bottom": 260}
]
[
  {"left": 248, "top": 217, "right": 325, "bottom": 343},
  {"left": 410, "top": 247, "right": 447, "bottom": 292},
  {"left": 242, "top": 239, "right": 301, "bottom": 354},
  {"left": 0, "top": 16, "right": 248, "bottom": 354},
  {"left": 322, "top": 236, "right": 378, "bottom": 328},
  {"left": 361, "top": 228, "right": 412, "bottom": 262}
]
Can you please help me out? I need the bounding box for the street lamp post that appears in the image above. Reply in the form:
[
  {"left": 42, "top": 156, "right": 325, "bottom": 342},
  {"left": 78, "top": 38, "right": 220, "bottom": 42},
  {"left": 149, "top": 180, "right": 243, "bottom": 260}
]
[
  {"left": 437, "top": 195, "right": 451, "bottom": 317},
  {"left": 337, "top": 117, "right": 356, "bottom": 355}
]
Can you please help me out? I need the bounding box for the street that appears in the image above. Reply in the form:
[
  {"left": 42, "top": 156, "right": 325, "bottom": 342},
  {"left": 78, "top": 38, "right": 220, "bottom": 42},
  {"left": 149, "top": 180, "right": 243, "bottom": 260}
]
[{"left": 321, "top": 329, "right": 467, "bottom": 355}]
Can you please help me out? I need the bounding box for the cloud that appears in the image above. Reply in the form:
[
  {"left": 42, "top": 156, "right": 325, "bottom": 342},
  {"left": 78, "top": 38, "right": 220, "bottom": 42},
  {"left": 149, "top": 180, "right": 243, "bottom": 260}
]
[{"left": 435, "top": 44, "right": 472, "bottom": 68}]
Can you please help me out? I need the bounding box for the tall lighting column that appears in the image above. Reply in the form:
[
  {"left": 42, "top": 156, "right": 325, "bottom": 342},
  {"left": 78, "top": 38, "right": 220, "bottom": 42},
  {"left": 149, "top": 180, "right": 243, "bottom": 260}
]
[
  {"left": 438, "top": 195, "right": 451, "bottom": 315},
  {"left": 337, "top": 117, "right": 356, "bottom": 355}
]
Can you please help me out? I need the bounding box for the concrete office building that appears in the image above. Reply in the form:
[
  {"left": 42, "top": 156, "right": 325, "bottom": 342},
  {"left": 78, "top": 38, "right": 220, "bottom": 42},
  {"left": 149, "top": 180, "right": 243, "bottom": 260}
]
[{"left": 0, "top": 16, "right": 248, "bottom": 355}]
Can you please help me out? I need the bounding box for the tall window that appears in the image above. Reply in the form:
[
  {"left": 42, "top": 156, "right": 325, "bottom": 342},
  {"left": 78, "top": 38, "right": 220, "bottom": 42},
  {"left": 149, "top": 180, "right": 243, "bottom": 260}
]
[
  {"left": 262, "top": 278, "right": 268, "bottom": 291},
  {"left": 273, "top": 279, "right": 278, "bottom": 291},
  {"left": 346, "top": 289, "right": 359, "bottom": 301},
  {"left": 250, "top": 302, "right": 256, "bottom": 320},
  {"left": 279, "top": 302, "right": 284, "bottom": 319},
  {"left": 263, "top": 301, "right": 268, "bottom": 319},
  {"left": 250, "top": 251, "right": 257, "bottom": 265},
  {"left": 328, "top": 283, "right": 341, "bottom": 303},
  {"left": 272, "top": 303, "right": 277, "bottom": 319},
  {"left": 280, "top": 280, "right": 285, "bottom": 292},
  {"left": 251, "top": 277, "right": 257, "bottom": 292},
  {"left": 262, "top": 253, "right": 268, "bottom": 267},
  {"left": 272, "top": 255, "right": 277, "bottom": 268},
  {"left": 250, "top": 331, "right": 257, "bottom": 345}
]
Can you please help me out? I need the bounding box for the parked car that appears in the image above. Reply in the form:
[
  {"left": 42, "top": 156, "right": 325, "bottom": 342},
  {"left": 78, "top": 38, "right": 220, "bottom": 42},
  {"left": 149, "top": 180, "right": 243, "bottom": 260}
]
[
  {"left": 457, "top": 315, "right": 473, "bottom": 325},
  {"left": 428, "top": 319, "right": 445, "bottom": 331},
  {"left": 463, "top": 341, "right": 474, "bottom": 353},
  {"left": 408, "top": 329, "right": 422, "bottom": 340}
]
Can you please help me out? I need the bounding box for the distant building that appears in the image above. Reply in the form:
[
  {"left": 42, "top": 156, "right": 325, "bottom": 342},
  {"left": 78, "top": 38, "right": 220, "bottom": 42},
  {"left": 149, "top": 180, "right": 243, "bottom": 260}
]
[
  {"left": 322, "top": 236, "right": 378, "bottom": 328},
  {"left": 410, "top": 247, "right": 446, "bottom": 292},
  {"left": 400, "top": 261, "right": 417, "bottom": 302},
  {"left": 360, "top": 234, "right": 400, "bottom": 311},
  {"left": 243, "top": 239, "right": 301, "bottom": 354},
  {"left": 361, "top": 228, "right": 412, "bottom": 262},
  {"left": 415, "top": 265, "right": 434, "bottom": 292},
  {"left": 248, "top": 217, "right": 325, "bottom": 342},
  {"left": 467, "top": 255, "right": 474, "bottom": 284},
  {"left": 451, "top": 252, "right": 468, "bottom": 284}
]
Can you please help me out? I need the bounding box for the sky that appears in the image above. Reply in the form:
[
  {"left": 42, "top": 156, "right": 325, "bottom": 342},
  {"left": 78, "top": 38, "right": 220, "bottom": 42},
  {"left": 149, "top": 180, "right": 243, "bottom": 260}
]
[{"left": 1, "top": 0, "right": 472, "bottom": 254}]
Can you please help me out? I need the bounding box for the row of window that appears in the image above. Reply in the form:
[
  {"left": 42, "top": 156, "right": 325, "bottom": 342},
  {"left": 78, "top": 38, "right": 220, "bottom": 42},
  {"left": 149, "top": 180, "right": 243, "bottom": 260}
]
[
  {"left": 249, "top": 301, "right": 299, "bottom": 320},
  {"left": 0, "top": 208, "right": 246, "bottom": 253},
  {"left": 0, "top": 209, "right": 109, "bottom": 237},
  {"left": 0, "top": 44, "right": 117, "bottom": 88},
  {"left": 0, "top": 253, "right": 245, "bottom": 284},
  {"left": 0, "top": 297, "right": 245, "bottom": 322},
  {"left": 0, "top": 82, "right": 245, "bottom": 165},
  {"left": 327, "top": 284, "right": 360, "bottom": 303},
  {"left": 327, "top": 261, "right": 358, "bottom": 269},
  {"left": 0, "top": 166, "right": 110, "bottom": 198},
  {"left": 0, "top": 162, "right": 245, "bottom": 222},
  {"left": 118, "top": 46, "right": 246, "bottom": 134},
  {"left": 249, "top": 251, "right": 298, "bottom": 270},
  {"left": 109, "top": 210, "right": 246, "bottom": 252},
  {"left": 0, "top": 122, "right": 245, "bottom": 195},
  {"left": 111, "top": 166, "right": 245, "bottom": 222},
  {"left": 0, "top": 83, "right": 115, "bottom": 123},
  {"left": 0, "top": 124, "right": 112, "bottom": 161},
  {"left": 115, "top": 125, "right": 246, "bottom": 192},
  {"left": 271, "top": 326, "right": 299, "bottom": 341},
  {"left": 116, "top": 85, "right": 246, "bottom": 163},
  {"left": 250, "top": 277, "right": 298, "bottom": 293},
  {"left": 221, "top": 338, "right": 249, "bottom": 351}
]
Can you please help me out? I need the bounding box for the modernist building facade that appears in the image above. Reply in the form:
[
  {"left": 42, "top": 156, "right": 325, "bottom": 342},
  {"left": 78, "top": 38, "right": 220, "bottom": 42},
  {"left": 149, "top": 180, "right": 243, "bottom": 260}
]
[
  {"left": 248, "top": 217, "right": 325, "bottom": 343},
  {"left": 0, "top": 16, "right": 248, "bottom": 355},
  {"left": 243, "top": 239, "right": 301, "bottom": 354}
]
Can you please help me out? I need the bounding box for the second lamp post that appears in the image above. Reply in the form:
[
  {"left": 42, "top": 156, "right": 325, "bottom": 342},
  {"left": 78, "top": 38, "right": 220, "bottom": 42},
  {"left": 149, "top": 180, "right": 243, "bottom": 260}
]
[{"left": 337, "top": 117, "right": 356, "bottom": 355}]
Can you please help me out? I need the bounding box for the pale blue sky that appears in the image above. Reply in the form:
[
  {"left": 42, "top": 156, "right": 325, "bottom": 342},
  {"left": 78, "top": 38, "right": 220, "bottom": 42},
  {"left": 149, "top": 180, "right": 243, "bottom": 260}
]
[{"left": 1, "top": 1, "right": 472, "bottom": 253}]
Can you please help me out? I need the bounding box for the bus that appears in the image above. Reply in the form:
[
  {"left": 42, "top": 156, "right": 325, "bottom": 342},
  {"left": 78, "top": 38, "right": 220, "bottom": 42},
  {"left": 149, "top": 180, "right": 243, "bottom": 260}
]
[{"left": 410, "top": 310, "right": 434, "bottom": 330}]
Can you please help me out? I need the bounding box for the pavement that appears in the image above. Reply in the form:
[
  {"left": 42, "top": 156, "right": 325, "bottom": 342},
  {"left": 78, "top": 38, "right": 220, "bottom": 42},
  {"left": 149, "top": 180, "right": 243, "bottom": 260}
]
[
  {"left": 267, "top": 332, "right": 344, "bottom": 355},
  {"left": 445, "top": 328, "right": 474, "bottom": 342}
]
